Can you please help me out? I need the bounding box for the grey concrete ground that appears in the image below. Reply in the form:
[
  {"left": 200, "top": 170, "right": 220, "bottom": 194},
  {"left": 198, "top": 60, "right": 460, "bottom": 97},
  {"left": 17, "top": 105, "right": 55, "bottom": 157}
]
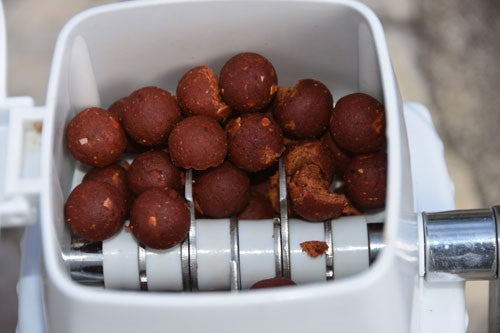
[{"left": 1, "top": 0, "right": 499, "bottom": 332}]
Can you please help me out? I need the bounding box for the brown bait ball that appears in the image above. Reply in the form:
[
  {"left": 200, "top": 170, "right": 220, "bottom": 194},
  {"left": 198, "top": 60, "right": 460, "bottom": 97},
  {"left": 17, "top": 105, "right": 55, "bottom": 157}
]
[
  {"left": 130, "top": 188, "right": 190, "bottom": 249},
  {"left": 333, "top": 186, "right": 363, "bottom": 216},
  {"left": 344, "top": 152, "right": 387, "bottom": 210},
  {"left": 123, "top": 86, "right": 182, "bottom": 146},
  {"left": 83, "top": 163, "right": 131, "bottom": 208},
  {"left": 250, "top": 277, "right": 296, "bottom": 289},
  {"left": 330, "top": 92, "right": 386, "bottom": 154},
  {"left": 176, "top": 66, "right": 230, "bottom": 122},
  {"left": 65, "top": 180, "right": 127, "bottom": 241},
  {"left": 238, "top": 192, "right": 275, "bottom": 220},
  {"left": 249, "top": 178, "right": 288, "bottom": 217},
  {"left": 108, "top": 97, "right": 129, "bottom": 121},
  {"left": 321, "top": 131, "right": 352, "bottom": 175},
  {"left": 251, "top": 179, "right": 271, "bottom": 199},
  {"left": 270, "top": 86, "right": 290, "bottom": 113},
  {"left": 273, "top": 79, "right": 333, "bottom": 138},
  {"left": 168, "top": 115, "right": 227, "bottom": 170},
  {"left": 284, "top": 140, "right": 335, "bottom": 183},
  {"left": 227, "top": 113, "right": 284, "bottom": 172},
  {"left": 194, "top": 162, "right": 250, "bottom": 218},
  {"left": 127, "top": 150, "right": 184, "bottom": 195},
  {"left": 289, "top": 164, "right": 347, "bottom": 222},
  {"left": 108, "top": 97, "right": 146, "bottom": 153},
  {"left": 220, "top": 52, "right": 278, "bottom": 113},
  {"left": 66, "top": 107, "right": 127, "bottom": 167}
]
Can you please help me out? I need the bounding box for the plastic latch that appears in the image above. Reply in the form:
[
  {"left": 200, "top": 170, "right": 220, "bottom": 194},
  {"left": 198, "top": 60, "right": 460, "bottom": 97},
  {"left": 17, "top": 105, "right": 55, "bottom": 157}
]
[{"left": 0, "top": 96, "right": 44, "bottom": 228}]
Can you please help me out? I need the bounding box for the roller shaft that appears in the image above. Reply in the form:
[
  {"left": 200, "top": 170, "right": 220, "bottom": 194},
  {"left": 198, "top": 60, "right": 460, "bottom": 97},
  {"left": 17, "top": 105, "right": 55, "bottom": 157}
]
[{"left": 67, "top": 217, "right": 383, "bottom": 290}]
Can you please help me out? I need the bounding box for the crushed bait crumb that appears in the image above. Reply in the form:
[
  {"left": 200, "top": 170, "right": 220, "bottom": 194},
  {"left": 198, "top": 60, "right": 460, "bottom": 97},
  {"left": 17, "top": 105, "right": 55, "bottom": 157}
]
[{"left": 300, "top": 241, "right": 329, "bottom": 258}]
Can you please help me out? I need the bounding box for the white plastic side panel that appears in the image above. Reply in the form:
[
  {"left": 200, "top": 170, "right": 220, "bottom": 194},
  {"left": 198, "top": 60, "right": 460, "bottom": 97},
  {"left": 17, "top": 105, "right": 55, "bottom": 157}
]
[
  {"left": 412, "top": 279, "right": 467, "bottom": 333},
  {"left": 69, "top": 36, "right": 101, "bottom": 109},
  {"left": 358, "top": 21, "right": 382, "bottom": 101},
  {"left": 403, "top": 102, "right": 464, "bottom": 333},
  {"left": 404, "top": 102, "right": 455, "bottom": 212}
]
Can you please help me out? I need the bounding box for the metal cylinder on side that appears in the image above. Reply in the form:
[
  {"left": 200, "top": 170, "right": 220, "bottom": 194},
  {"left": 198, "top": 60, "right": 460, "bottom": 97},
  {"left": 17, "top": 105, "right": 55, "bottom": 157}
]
[{"left": 423, "top": 208, "right": 498, "bottom": 281}]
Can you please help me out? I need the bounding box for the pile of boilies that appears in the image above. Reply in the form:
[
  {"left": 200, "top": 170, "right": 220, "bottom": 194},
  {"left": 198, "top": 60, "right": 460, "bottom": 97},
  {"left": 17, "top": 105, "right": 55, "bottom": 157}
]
[{"left": 64, "top": 52, "right": 387, "bottom": 251}]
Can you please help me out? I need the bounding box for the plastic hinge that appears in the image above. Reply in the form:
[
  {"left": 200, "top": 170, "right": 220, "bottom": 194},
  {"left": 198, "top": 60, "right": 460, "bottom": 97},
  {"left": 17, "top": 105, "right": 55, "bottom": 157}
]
[{"left": 0, "top": 96, "right": 44, "bottom": 228}]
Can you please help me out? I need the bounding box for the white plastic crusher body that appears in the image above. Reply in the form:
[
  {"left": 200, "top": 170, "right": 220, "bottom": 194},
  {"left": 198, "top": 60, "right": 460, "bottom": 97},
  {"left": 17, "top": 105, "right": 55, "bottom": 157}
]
[{"left": 0, "top": 1, "right": 470, "bottom": 333}]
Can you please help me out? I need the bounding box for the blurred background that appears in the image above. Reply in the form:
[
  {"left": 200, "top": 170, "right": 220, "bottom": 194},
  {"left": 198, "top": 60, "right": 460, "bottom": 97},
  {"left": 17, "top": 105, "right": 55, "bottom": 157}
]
[{"left": 1, "top": 0, "right": 499, "bottom": 332}]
